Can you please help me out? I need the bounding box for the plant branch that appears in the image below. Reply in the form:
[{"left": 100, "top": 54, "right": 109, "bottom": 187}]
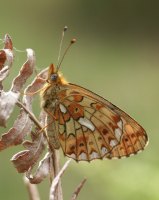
[
  {"left": 71, "top": 178, "right": 87, "bottom": 200},
  {"left": 16, "top": 100, "right": 43, "bottom": 131},
  {"left": 23, "top": 176, "right": 40, "bottom": 200},
  {"left": 49, "top": 159, "right": 71, "bottom": 200},
  {"left": 50, "top": 150, "right": 63, "bottom": 200}
]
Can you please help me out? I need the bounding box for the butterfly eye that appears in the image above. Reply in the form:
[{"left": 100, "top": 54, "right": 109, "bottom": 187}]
[{"left": 50, "top": 73, "right": 58, "bottom": 81}]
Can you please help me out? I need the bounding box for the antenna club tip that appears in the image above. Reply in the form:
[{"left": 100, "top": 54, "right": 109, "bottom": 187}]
[
  {"left": 64, "top": 26, "right": 68, "bottom": 31},
  {"left": 71, "top": 38, "right": 76, "bottom": 44}
]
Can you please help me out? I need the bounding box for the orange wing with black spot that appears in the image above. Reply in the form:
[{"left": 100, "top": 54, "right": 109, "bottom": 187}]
[{"left": 50, "top": 83, "right": 148, "bottom": 161}]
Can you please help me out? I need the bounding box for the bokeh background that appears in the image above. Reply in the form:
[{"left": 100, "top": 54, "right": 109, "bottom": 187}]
[{"left": 0, "top": 0, "right": 159, "bottom": 199}]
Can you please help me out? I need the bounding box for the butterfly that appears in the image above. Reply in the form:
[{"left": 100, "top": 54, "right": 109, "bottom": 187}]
[{"left": 40, "top": 63, "right": 148, "bottom": 162}]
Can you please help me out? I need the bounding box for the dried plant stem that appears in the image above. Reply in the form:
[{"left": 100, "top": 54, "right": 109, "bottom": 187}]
[
  {"left": 16, "top": 100, "right": 43, "bottom": 131},
  {"left": 50, "top": 150, "right": 63, "bottom": 200},
  {"left": 23, "top": 176, "right": 40, "bottom": 200},
  {"left": 71, "top": 178, "right": 87, "bottom": 200},
  {"left": 49, "top": 159, "right": 71, "bottom": 200}
]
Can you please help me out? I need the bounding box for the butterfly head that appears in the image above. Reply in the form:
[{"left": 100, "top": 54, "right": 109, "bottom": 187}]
[{"left": 47, "top": 63, "right": 67, "bottom": 85}]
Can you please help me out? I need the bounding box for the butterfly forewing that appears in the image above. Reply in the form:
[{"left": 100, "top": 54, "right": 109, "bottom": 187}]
[{"left": 49, "top": 84, "right": 148, "bottom": 161}]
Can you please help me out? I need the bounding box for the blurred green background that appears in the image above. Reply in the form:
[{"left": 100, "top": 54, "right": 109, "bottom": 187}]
[{"left": 0, "top": 0, "right": 159, "bottom": 199}]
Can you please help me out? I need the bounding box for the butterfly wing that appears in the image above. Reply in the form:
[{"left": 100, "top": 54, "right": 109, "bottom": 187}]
[
  {"left": 105, "top": 116, "right": 148, "bottom": 159},
  {"left": 51, "top": 83, "right": 148, "bottom": 161}
]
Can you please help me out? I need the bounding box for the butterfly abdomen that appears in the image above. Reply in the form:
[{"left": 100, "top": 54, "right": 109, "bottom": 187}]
[{"left": 41, "top": 84, "right": 61, "bottom": 149}]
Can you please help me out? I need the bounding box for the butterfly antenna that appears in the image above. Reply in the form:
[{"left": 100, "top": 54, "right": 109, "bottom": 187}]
[
  {"left": 57, "top": 26, "right": 68, "bottom": 66},
  {"left": 56, "top": 30, "right": 76, "bottom": 73}
]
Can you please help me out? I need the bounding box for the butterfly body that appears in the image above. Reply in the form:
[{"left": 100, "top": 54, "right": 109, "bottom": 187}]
[{"left": 41, "top": 64, "right": 148, "bottom": 161}]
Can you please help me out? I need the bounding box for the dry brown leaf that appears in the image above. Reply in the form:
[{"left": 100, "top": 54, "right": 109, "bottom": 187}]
[
  {"left": 9, "top": 66, "right": 48, "bottom": 169},
  {"left": 11, "top": 49, "right": 35, "bottom": 93},
  {"left": 0, "top": 66, "right": 9, "bottom": 82},
  {"left": 0, "top": 50, "right": 7, "bottom": 70},
  {"left": 26, "top": 152, "right": 52, "bottom": 184},
  {"left": 0, "top": 34, "right": 14, "bottom": 90},
  {"left": 0, "top": 49, "right": 35, "bottom": 127},
  {"left": 3, "top": 34, "right": 13, "bottom": 50},
  {"left": 0, "top": 108, "right": 33, "bottom": 150},
  {"left": 0, "top": 34, "right": 13, "bottom": 70},
  {"left": 11, "top": 132, "right": 45, "bottom": 173},
  {"left": 11, "top": 109, "right": 47, "bottom": 173},
  {"left": 0, "top": 90, "right": 19, "bottom": 127},
  {"left": 2, "top": 48, "right": 13, "bottom": 69},
  {"left": 22, "top": 67, "right": 47, "bottom": 114}
]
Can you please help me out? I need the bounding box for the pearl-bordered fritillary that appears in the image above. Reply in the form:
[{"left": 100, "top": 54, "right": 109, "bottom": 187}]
[{"left": 40, "top": 63, "right": 148, "bottom": 161}]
